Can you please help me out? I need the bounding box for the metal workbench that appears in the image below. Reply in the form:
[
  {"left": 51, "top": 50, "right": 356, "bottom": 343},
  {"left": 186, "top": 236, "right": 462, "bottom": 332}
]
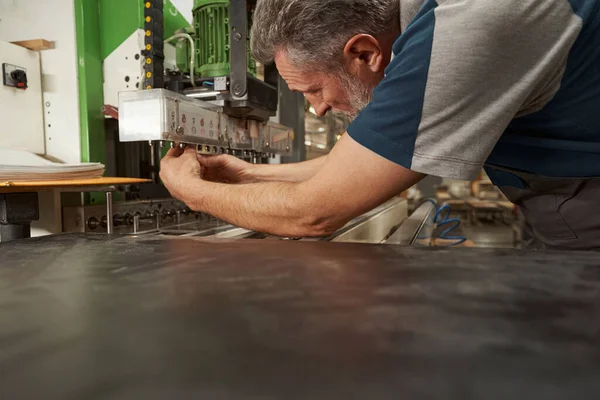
[{"left": 1, "top": 234, "right": 600, "bottom": 399}]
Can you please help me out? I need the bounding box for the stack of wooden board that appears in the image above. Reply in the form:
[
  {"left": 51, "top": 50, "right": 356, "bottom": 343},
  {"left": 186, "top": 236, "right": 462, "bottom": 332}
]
[{"left": 0, "top": 149, "right": 104, "bottom": 182}]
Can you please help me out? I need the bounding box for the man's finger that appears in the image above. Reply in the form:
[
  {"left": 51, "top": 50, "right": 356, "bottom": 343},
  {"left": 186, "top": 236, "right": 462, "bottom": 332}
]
[
  {"left": 197, "top": 154, "right": 227, "bottom": 166},
  {"left": 182, "top": 146, "right": 201, "bottom": 161},
  {"left": 165, "top": 146, "right": 184, "bottom": 158},
  {"left": 184, "top": 146, "right": 197, "bottom": 155}
]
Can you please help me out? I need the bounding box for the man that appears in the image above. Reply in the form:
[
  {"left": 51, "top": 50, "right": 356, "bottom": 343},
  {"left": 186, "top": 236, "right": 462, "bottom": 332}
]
[{"left": 160, "top": 0, "right": 600, "bottom": 250}]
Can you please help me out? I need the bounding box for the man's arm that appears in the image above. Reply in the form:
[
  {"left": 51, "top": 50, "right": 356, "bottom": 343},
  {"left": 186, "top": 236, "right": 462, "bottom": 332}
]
[
  {"left": 248, "top": 155, "right": 327, "bottom": 182},
  {"left": 197, "top": 154, "right": 327, "bottom": 184},
  {"left": 161, "top": 134, "right": 424, "bottom": 237}
]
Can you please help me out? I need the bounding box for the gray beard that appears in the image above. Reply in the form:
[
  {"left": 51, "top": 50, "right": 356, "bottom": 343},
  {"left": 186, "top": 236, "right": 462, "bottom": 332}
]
[{"left": 336, "top": 71, "right": 375, "bottom": 120}]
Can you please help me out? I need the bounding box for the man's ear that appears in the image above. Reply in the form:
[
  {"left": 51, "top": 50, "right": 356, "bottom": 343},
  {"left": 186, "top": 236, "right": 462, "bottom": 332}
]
[{"left": 342, "top": 34, "right": 386, "bottom": 74}]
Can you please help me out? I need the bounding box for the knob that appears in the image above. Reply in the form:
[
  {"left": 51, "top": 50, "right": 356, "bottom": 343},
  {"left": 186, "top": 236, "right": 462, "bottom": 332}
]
[
  {"left": 87, "top": 217, "right": 100, "bottom": 230},
  {"left": 113, "top": 214, "right": 126, "bottom": 227},
  {"left": 10, "top": 69, "right": 28, "bottom": 89}
]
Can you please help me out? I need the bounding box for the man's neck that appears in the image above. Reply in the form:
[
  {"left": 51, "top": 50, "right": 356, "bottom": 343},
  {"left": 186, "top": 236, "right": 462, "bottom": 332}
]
[{"left": 377, "top": 26, "right": 402, "bottom": 68}]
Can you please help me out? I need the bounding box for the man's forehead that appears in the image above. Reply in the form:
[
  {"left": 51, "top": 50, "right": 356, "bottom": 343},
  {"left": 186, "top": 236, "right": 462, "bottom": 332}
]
[
  {"left": 275, "top": 52, "right": 324, "bottom": 91},
  {"left": 274, "top": 50, "right": 293, "bottom": 70},
  {"left": 275, "top": 52, "right": 304, "bottom": 79}
]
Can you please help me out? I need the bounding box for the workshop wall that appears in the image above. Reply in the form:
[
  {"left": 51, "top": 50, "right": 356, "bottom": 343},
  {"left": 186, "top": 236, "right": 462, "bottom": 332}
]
[{"left": 0, "top": 0, "right": 81, "bottom": 164}]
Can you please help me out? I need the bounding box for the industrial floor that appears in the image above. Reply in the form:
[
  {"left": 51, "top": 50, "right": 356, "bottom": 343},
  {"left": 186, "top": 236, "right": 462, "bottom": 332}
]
[{"left": 463, "top": 221, "right": 517, "bottom": 249}]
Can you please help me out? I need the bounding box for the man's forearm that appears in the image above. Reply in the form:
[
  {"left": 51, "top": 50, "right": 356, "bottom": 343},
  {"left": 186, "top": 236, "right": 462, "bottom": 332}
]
[
  {"left": 184, "top": 179, "right": 337, "bottom": 237},
  {"left": 163, "top": 133, "right": 423, "bottom": 238},
  {"left": 247, "top": 156, "right": 327, "bottom": 183}
]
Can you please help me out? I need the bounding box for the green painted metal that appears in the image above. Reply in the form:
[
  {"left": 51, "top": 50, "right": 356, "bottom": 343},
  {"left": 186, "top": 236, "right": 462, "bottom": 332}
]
[
  {"left": 177, "top": 0, "right": 256, "bottom": 78},
  {"left": 164, "top": 1, "right": 193, "bottom": 41},
  {"left": 99, "top": 0, "right": 191, "bottom": 61},
  {"left": 194, "top": 0, "right": 227, "bottom": 7},
  {"left": 98, "top": 0, "right": 140, "bottom": 60},
  {"left": 194, "top": 0, "right": 231, "bottom": 77},
  {"left": 75, "top": 0, "right": 107, "bottom": 204}
]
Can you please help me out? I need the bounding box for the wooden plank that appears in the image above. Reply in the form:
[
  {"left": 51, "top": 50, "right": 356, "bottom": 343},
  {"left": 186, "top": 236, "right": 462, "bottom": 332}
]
[
  {"left": 432, "top": 238, "right": 477, "bottom": 247},
  {"left": 11, "top": 39, "right": 54, "bottom": 51},
  {"left": 497, "top": 201, "right": 516, "bottom": 210},
  {"left": 0, "top": 177, "right": 150, "bottom": 193},
  {"left": 467, "top": 200, "right": 500, "bottom": 209},
  {"left": 445, "top": 199, "right": 467, "bottom": 206}
]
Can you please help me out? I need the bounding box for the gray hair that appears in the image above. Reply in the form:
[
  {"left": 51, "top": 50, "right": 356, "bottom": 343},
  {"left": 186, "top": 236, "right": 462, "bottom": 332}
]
[{"left": 251, "top": 0, "right": 399, "bottom": 71}]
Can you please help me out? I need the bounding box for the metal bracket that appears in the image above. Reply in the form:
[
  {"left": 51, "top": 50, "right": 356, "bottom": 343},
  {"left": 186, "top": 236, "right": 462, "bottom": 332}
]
[
  {"left": 0, "top": 193, "right": 39, "bottom": 242},
  {"left": 0, "top": 193, "right": 39, "bottom": 224},
  {"left": 229, "top": 0, "right": 248, "bottom": 99},
  {"left": 214, "top": 76, "right": 228, "bottom": 91}
]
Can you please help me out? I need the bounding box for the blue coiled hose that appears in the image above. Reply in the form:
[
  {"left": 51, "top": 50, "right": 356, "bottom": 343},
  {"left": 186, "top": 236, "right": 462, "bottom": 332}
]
[{"left": 424, "top": 199, "right": 467, "bottom": 247}]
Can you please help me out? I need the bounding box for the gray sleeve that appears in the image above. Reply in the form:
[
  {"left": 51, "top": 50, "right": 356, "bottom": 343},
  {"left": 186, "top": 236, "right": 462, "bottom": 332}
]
[{"left": 410, "top": 0, "right": 582, "bottom": 180}]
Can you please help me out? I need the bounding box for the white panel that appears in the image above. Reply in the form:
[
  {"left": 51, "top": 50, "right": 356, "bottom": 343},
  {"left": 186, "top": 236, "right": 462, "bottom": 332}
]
[
  {"left": 0, "top": 0, "right": 81, "bottom": 164},
  {"left": 104, "top": 31, "right": 178, "bottom": 108},
  {"left": 103, "top": 29, "right": 145, "bottom": 108},
  {"left": 0, "top": 41, "right": 45, "bottom": 153},
  {"left": 120, "top": 98, "right": 165, "bottom": 141},
  {"left": 164, "top": 42, "right": 177, "bottom": 71},
  {"left": 31, "top": 191, "right": 61, "bottom": 238},
  {"left": 169, "top": 0, "right": 194, "bottom": 24}
]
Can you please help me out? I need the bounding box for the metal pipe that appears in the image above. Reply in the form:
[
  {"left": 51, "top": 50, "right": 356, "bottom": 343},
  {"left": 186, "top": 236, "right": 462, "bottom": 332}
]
[
  {"left": 185, "top": 90, "right": 220, "bottom": 99},
  {"left": 105, "top": 192, "right": 114, "bottom": 234},
  {"left": 133, "top": 215, "right": 140, "bottom": 234},
  {"left": 149, "top": 141, "right": 157, "bottom": 183},
  {"left": 165, "top": 33, "right": 197, "bottom": 87}
]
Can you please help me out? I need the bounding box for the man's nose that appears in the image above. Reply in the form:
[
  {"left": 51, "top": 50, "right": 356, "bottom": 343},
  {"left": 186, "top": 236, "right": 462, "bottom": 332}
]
[{"left": 312, "top": 102, "right": 331, "bottom": 117}]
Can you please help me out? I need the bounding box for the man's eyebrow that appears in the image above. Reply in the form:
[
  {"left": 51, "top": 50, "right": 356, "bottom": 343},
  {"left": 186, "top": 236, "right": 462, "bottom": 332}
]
[
  {"left": 292, "top": 86, "right": 320, "bottom": 93},
  {"left": 304, "top": 87, "right": 321, "bottom": 93},
  {"left": 288, "top": 84, "right": 320, "bottom": 94}
]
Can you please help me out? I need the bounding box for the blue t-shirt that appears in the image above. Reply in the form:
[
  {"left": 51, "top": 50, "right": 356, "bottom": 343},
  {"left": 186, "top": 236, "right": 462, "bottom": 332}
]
[{"left": 347, "top": 0, "right": 600, "bottom": 186}]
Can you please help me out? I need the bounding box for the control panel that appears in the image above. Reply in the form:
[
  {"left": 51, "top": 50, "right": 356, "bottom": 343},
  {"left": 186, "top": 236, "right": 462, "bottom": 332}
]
[{"left": 2, "top": 63, "right": 28, "bottom": 90}]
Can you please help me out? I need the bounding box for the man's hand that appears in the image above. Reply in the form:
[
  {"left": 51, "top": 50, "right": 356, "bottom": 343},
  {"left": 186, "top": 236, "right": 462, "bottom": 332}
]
[
  {"left": 197, "top": 154, "right": 256, "bottom": 184},
  {"left": 159, "top": 146, "right": 202, "bottom": 202}
]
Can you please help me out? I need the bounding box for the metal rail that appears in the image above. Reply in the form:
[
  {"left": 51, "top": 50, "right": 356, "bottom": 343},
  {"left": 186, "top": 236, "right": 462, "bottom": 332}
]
[{"left": 385, "top": 201, "right": 436, "bottom": 246}]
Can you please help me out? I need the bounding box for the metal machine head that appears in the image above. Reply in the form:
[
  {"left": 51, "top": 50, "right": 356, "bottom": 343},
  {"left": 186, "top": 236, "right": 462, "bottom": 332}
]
[{"left": 119, "top": 89, "right": 293, "bottom": 157}]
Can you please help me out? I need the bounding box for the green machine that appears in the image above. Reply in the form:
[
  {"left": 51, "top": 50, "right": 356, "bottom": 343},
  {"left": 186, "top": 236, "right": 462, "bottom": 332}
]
[
  {"left": 176, "top": 0, "right": 257, "bottom": 78},
  {"left": 74, "top": 0, "right": 193, "bottom": 203},
  {"left": 75, "top": 0, "right": 279, "bottom": 199},
  {"left": 167, "top": 0, "right": 278, "bottom": 122}
]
